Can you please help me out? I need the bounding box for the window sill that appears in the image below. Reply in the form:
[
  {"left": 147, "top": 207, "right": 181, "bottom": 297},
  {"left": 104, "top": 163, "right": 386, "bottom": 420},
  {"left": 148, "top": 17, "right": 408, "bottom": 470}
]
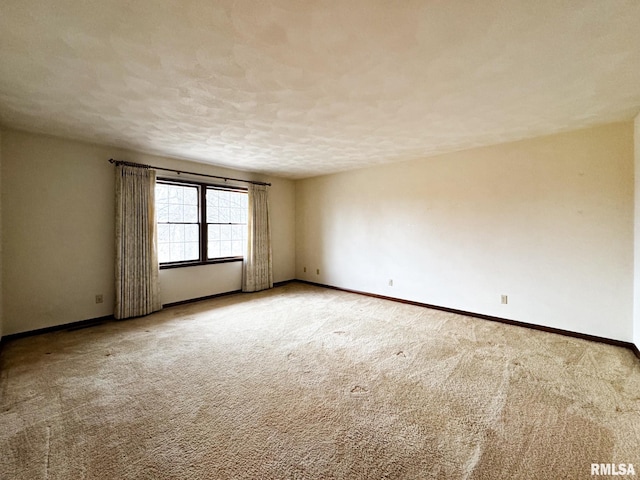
[{"left": 159, "top": 257, "right": 243, "bottom": 270}]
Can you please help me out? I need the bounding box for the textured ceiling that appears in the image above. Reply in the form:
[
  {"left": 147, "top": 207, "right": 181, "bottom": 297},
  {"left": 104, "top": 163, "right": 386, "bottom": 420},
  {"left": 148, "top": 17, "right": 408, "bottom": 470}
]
[{"left": 1, "top": 1, "right": 640, "bottom": 178}]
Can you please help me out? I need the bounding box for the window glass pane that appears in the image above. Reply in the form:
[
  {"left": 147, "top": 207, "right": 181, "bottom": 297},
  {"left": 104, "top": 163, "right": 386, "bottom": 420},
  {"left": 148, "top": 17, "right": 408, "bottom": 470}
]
[
  {"left": 170, "top": 243, "right": 185, "bottom": 262},
  {"left": 231, "top": 240, "right": 243, "bottom": 256},
  {"left": 206, "top": 191, "right": 218, "bottom": 208},
  {"left": 207, "top": 205, "right": 219, "bottom": 223},
  {"left": 208, "top": 241, "right": 220, "bottom": 259},
  {"left": 184, "top": 205, "right": 198, "bottom": 223},
  {"left": 231, "top": 225, "right": 244, "bottom": 240},
  {"left": 219, "top": 190, "right": 230, "bottom": 208},
  {"left": 218, "top": 207, "right": 230, "bottom": 223},
  {"left": 208, "top": 224, "right": 220, "bottom": 241},
  {"left": 168, "top": 204, "right": 183, "bottom": 222},
  {"left": 156, "top": 183, "right": 169, "bottom": 202},
  {"left": 158, "top": 243, "right": 170, "bottom": 263},
  {"left": 184, "top": 188, "right": 198, "bottom": 206},
  {"left": 168, "top": 185, "right": 184, "bottom": 204},
  {"left": 185, "top": 224, "right": 199, "bottom": 242},
  {"left": 184, "top": 242, "right": 199, "bottom": 260},
  {"left": 158, "top": 224, "right": 170, "bottom": 244},
  {"left": 157, "top": 203, "right": 169, "bottom": 223},
  {"left": 230, "top": 208, "right": 242, "bottom": 223},
  {"left": 170, "top": 224, "right": 184, "bottom": 242},
  {"left": 220, "top": 240, "right": 232, "bottom": 257},
  {"left": 220, "top": 225, "right": 232, "bottom": 241},
  {"left": 206, "top": 189, "right": 247, "bottom": 225}
]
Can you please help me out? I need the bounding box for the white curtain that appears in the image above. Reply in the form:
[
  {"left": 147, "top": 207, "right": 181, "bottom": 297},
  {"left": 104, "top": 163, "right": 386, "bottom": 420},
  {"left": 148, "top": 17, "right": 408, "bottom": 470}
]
[
  {"left": 114, "top": 165, "right": 162, "bottom": 319},
  {"left": 242, "top": 184, "right": 273, "bottom": 292}
]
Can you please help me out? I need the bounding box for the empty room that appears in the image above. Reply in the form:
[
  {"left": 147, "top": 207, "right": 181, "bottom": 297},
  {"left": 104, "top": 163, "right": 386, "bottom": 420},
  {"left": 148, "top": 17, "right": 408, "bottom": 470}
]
[{"left": 1, "top": 1, "right": 640, "bottom": 478}]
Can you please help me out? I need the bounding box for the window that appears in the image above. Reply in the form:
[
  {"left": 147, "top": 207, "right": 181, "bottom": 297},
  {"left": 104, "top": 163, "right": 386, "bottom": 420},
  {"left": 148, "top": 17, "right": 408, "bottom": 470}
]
[
  {"left": 156, "top": 182, "right": 200, "bottom": 263},
  {"left": 206, "top": 187, "right": 248, "bottom": 259},
  {"left": 156, "top": 179, "right": 248, "bottom": 267}
]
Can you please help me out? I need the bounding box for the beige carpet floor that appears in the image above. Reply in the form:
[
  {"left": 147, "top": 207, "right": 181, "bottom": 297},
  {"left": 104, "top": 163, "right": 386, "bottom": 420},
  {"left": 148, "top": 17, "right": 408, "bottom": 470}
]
[{"left": 1, "top": 282, "right": 639, "bottom": 479}]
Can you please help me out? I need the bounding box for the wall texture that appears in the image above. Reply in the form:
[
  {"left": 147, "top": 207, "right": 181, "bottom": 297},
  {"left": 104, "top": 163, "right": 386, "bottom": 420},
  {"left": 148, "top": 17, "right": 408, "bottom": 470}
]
[
  {"left": 296, "top": 122, "right": 634, "bottom": 342},
  {"left": 1, "top": 129, "right": 295, "bottom": 335}
]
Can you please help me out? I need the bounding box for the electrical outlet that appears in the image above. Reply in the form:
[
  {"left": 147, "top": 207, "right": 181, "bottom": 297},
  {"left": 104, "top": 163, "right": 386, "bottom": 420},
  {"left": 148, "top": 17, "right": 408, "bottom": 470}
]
[
  {"left": 501, "top": 295, "right": 508, "bottom": 304},
  {"left": 316, "top": 269, "right": 320, "bottom": 275},
  {"left": 388, "top": 279, "right": 393, "bottom": 286},
  {"left": 95, "top": 294, "right": 104, "bottom": 304}
]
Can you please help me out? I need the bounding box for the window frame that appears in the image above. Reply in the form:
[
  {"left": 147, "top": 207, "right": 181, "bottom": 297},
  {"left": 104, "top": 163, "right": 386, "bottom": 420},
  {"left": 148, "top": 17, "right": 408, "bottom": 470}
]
[{"left": 156, "top": 177, "right": 248, "bottom": 269}]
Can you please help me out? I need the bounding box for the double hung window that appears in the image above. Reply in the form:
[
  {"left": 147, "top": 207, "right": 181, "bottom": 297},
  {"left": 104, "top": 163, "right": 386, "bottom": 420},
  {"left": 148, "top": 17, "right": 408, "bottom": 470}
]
[{"left": 155, "top": 179, "right": 248, "bottom": 267}]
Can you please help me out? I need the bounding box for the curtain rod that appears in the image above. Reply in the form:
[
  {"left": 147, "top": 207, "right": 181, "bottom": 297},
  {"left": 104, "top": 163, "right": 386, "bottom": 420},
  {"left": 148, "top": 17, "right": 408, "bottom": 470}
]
[{"left": 108, "top": 159, "right": 271, "bottom": 187}]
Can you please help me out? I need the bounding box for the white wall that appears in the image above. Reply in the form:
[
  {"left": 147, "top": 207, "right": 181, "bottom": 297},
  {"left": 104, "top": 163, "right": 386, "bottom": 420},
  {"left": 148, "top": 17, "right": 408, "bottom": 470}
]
[
  {"left": 634, "top": 114, "right": 640, "bottom": 350},
  {"left": 296, "top": 122, "right": 634, "bottom": 342},
  {"left": 2, "top": 129, "right": 295, "bottom": 335}
]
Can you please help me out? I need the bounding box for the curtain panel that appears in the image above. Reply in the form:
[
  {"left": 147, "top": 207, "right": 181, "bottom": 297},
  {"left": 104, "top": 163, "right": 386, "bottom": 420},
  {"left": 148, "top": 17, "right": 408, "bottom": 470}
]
[
  {"left": 114, "top": 165, "right": 162, "bottom": 319},
  {"left": 242, "top": 184, "right": 273, "bottom": 292}
]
